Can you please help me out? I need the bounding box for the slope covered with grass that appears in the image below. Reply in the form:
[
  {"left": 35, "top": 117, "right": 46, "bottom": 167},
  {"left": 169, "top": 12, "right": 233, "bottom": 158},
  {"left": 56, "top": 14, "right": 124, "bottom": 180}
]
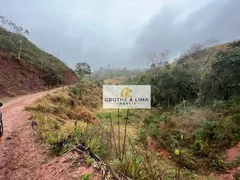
[
  {"left": 26, "top": 82, "right": 104, "bottom": 154},
  {"left": 0, "top": 27, "right": 77, "bottom": 87},
  {"left": 121, "top": 40, "right": 240, "bottom": 179},
  {"left": 26, "top": 39, "right": 240, "bottom": 179},
  {"left": 27, "top": 82, "right": 218, "bottom": 180}
]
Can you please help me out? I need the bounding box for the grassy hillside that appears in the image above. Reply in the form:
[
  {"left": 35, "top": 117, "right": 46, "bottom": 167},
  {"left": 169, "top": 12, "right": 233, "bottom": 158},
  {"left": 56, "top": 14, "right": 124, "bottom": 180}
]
[
  {"left": 26, "top": 41, "right": 240, "bottom": 179},
  {"left": 0, "top": 27, "right": 77, "bottom": 86},
  {"left": 122, "top": 40, "right": 240, "bottom": 178},
  {"left": 27, "top": 82, "right": 217, "bottom": 180}
]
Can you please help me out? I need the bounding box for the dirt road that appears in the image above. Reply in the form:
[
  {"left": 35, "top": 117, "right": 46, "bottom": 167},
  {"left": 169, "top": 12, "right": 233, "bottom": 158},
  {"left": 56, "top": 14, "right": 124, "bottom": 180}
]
[{"left": 0, "top": 89, "right": 94, "bottom": 180}]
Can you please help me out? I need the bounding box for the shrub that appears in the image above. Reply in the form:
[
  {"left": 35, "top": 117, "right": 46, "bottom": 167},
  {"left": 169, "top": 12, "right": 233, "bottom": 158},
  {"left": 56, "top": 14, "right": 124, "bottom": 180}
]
[
  {"left": 233, "top": 171, "right": 240, "bottom": 180},
  {"left": 148, "top": 123, "right": 161, "bottom": 138},
  {"left": 229, "top": 39, "right": 240, "bottom": 48},
  {"left": 83, "top": 125, "right": 111, "bottom": 159},
  {"left": 85, "top": 156, "right": 94, "bottom": 167},
  {"left": 30, "top": 111, "right": 111, "bottom": 156},
  {"left": 81, "top": 173, "right": 90, "bottom": 180},
  {"left": 138, "top": 128, "right": 147, "bottom": 145},
  {"left": 112, "top": 149, "right": 173, "bottom": 180},
  {"left": 111, "top": 151, "right": 144, "bottom": 179}
]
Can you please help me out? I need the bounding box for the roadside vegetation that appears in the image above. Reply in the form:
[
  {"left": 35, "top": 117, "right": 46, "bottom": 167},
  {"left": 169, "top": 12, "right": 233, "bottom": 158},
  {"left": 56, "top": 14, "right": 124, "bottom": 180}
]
[
  {"left": 27, "top": 40, "right": 239, "bottom": 179},
  {"left": 122, "top": 40, "right": 240, "bottom": 177},
  {"left": 26, "top": 82, "right": 106, "bottom": 155},
  {"left": 27, "top": 81, "right": 214, "bottom": 179}
]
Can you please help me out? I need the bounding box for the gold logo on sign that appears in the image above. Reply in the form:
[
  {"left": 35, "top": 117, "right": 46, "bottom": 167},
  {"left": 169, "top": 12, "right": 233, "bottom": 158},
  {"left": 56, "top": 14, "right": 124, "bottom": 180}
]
[{"left": 121, "top": 87, "right": 132, "bottom": 98}]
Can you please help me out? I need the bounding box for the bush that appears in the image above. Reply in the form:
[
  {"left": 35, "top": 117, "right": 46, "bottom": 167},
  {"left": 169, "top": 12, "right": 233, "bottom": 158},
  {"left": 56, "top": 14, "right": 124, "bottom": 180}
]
[
  {"left": 83, "top": 125, "right": 111, "bottom": 158},
  {"left": 195, "top": 114, "right": 240, "bottom": 148},
  {"left": 85, "top": 156, "right": 94, "bottom": 167},
  {"left": 112, "top": 149, "right": 173, "bottom": 180},
  {"left": 230, "top": 39, "right": 240, "bottom": 48},
  {"left": 148, "top": 123, "right": 161, "bottom": 138},
  {"left": 30, "top": 111, "right": 111, "bottom": 156},
  {"left": 81, "top": 173, "right": 90, "bottom": 180},
  {"left": 138, "top": 128, "right": 148, "bottom": 145},
  {"left": 111, "top": 151, "right": 144, "bottom": 179},
  {"left": 233, "top": 171, "right": 240, "bottom": 180}
]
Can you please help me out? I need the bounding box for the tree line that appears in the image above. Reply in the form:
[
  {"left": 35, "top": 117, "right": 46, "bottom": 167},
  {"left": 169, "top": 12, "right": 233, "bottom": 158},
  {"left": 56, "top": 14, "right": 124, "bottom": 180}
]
[
  {"left": 126, "top": 39, "right": 240, "bottom": 107},
  {"left": 0, "top": 15, "right": 29, "bottom": 35},
  {"left": 90, "top": 66, "right": 145, "bottom": 80}
]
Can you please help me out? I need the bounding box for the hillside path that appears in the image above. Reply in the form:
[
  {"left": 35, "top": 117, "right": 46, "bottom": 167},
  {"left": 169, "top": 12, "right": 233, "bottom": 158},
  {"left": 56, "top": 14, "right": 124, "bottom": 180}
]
[{"left": 0, "top": 89, "right": 93, "bottom": 180}]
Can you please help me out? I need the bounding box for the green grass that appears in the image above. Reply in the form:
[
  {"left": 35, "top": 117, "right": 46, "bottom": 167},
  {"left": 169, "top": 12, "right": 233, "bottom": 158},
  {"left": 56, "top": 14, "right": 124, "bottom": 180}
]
[
  {"left": 81, "top": 173, "right": 91, "bottom": 180},
  {"left": 136, "top": 103, "right": 240, "bottom": 175},
  {"left": 27, "top": 82, "right": 111, "bottom": 157},
  {"left": 95, "top": 109, "right": 130, "bottom": 122},
  {"left": 27, "top": 83, "right": 221, "bottom": 179},
  {"left": 0, "top": 26, "right": 76, "bottom": 86}
]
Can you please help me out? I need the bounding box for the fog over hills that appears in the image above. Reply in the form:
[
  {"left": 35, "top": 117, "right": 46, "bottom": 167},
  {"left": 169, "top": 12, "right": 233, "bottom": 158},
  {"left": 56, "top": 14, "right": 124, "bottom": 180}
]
[{"left": 1, "top": 0, "right": 239, "bottom": 69}]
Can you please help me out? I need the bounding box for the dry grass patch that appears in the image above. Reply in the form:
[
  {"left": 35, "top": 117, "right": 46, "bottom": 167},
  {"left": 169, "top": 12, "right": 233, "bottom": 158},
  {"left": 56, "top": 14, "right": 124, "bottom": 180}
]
[
  {"left": 165, "top": 109, "right": 212, "bottom": 135},
  {"left": 26, "top": 82, "right": 109, "bottom": 156}
]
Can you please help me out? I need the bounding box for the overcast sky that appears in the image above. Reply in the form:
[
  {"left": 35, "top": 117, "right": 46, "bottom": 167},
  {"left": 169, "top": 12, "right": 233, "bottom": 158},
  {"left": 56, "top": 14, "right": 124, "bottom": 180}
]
[{"left": 0, "top": 0, "right": 239, "bottom": 70}]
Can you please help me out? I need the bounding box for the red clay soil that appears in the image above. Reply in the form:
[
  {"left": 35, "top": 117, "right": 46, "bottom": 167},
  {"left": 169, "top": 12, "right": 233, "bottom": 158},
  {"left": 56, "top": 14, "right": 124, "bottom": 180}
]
[
  {"left": 0, "top": 53, "right": 78, "bottom": 98},
  {"left": 0, "top": 89, "right": 100, "bottom": 180},
  {"left": 227, "top": 142, "right": 240, "bottom": 162},
  {"left": 63, "top": 70, "right": 79, "bottom": 86},
  {"left": 0, "top": 53, "right": 46, "bottom": 98},
  {"left": 210, "top": 142, "right": 240, "bottom": 180}
]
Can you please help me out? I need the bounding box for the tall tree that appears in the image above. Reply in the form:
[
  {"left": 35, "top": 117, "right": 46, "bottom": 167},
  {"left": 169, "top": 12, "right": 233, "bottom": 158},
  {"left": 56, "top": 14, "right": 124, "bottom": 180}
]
[
  {"left": 209, "top": 47, "right": 240, "bottom": 101},
  {"left": 75, "top": 62, "right": 91, "bottom": 79},
  {"left": 178, "top": 39, "right": 219, "bottom": 104},
  {"left": 147, "top": 49, "right": 171, "bottom": 80}
]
